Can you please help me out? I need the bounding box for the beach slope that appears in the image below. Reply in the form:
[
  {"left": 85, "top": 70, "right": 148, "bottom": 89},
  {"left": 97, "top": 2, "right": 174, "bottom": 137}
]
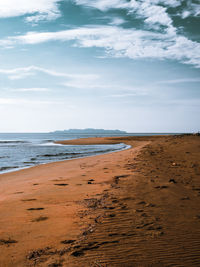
[{"left": 0, "top": 135, "right": 200, "bottom": 266}]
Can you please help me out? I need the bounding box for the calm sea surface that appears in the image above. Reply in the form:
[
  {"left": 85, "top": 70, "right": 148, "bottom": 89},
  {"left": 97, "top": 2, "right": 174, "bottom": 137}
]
[{"left": 0, "top": 132, "right": 176, "bottom": 174}]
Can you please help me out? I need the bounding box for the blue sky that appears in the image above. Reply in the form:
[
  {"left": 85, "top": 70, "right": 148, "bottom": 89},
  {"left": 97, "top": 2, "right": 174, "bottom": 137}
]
[{"left": 0, "top": 0, "right": 199, "bottom": 132}]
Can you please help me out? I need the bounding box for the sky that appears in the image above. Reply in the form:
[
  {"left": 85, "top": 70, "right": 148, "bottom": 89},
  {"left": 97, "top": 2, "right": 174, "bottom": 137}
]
[{"left": 0, "top": 0, "right": 200, "bottom": 133}]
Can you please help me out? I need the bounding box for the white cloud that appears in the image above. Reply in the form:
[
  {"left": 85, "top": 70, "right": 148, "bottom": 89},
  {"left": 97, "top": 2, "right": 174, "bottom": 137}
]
[
  {"left": 26, "top": 14, "right": 53, "bottom": 23},
  {"left": 181, "top": 3, "right": 200, "bottom": 19},
  {"left": 192, "top": 3, "right": 200, "bottom": 16},
  {"left": 0, "top": 1, "right": 198, "bottom": 68},
  {"left": 0, "top": 65, "right": 145, "bottom": 94},
  {"left": 13, "top": 87, "right": 50, "bottom": 92},
  {"left": 73, "top": 0, "right": 128, "bottom": 11},
  {"left": 181, "top": 10, "right": 191, "bottom": 19},
  {"left": 62, "top": 80, "right": 98, "bottom": 89},
  {"left": 73, "top": 0, "right": 199, "bottom": 37},
  {"left": 1, "top": 25, "right": 199, "bottom": 67},
  {"left": 0, "top": 65, "right": 99, "bottom": 80},
  {"left": 0, "top": 0, "right": 61, "bottom": 21},
  {"left": 157, "top": 78, "right": 200, "bottom": 84},
  {"left": 62, "top": 78, "right": 148, "bottom": 95},
  {"left": 0, "top": 66, "right": 37, "bottom": 80},
  {"left": 105, "top": 92, "right": 147, "bottom": 98},
  {"left": 74, "top": 0, "right": 183, "bottom": 10},
  {"left": 73, "top": 0, "right": 181, "bottom": 34},
  {"left": 0, "top": 65, "right": 101, "bottom": 91},
  {"left": 110, "top": 17, "right": 126, "bottom": 26}
]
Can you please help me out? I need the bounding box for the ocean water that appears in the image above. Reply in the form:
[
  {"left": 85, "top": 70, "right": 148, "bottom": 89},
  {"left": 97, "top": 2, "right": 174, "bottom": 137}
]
[
  {"left": 0, "top": 132, "right": 132, "bottom": 174},
  {"left": 0, "top": 132, "right": 178, "bottom": 174}
]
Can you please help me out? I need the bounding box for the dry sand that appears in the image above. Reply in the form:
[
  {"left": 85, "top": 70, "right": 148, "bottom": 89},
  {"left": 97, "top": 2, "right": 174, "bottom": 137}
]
[{"left": 0, "top": 135, "right": 200, "bottom": 266}]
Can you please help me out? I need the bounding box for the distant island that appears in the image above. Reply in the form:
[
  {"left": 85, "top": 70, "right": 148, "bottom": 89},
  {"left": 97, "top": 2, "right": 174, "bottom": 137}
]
[{"left": 52, "top": 128, "right": 127, "bottom": 134}]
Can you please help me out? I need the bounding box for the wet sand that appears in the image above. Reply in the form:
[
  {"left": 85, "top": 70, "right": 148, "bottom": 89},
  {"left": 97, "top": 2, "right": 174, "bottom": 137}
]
[{"left": 0, "top": 135, "right": 200, "bottom": 266}]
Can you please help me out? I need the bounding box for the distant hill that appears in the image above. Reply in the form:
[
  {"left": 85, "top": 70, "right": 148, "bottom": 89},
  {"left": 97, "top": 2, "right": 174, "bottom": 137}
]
[{"left": 52, "top": 128, "right": 127, "bottom": 134}]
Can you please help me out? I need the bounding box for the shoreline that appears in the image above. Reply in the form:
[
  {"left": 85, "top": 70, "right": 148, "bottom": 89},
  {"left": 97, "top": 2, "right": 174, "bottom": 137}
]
[
  {"left": 0, "top": 141, "right": 131, "bottom": 176},
  {"left": 0, "top": 135, "right": 200, "bottom": 266}
]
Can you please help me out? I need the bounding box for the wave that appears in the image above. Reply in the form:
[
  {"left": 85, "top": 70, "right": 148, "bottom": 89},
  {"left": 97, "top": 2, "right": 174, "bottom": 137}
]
[
  {"left": 0, "top": 166, "right": 18, "bottom": 171},
  {"left": 36, "top": 145, "right": 127, "bottom": 159},
  {"left": 0, "top": 142, "right": 130, "bottom": 174},
  {"left": 37, "top": 152, "right": 82, "bottom": 158},
  {"left": 0, "top": 140, "right": 29, "bottom": 144},
  {"left": 40, "top": 139, "right": 55, "bottom": 144}
]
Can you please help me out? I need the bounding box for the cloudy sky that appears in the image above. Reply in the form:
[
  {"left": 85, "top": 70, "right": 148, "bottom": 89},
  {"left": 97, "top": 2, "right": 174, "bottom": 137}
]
[{"left": 0, "top": 0, "right": 199, "bottom": 132}]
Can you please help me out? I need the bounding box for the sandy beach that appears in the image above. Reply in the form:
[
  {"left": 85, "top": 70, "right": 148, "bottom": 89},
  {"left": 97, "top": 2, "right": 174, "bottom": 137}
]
[{"left": 0, "top": 135, "right": 200, "bottom": 266}]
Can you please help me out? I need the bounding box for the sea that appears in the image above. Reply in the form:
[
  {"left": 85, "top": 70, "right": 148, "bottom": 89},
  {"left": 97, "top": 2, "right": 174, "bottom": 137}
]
[{"left": 0, "top": 132, "right": 176, "bottom": 174}]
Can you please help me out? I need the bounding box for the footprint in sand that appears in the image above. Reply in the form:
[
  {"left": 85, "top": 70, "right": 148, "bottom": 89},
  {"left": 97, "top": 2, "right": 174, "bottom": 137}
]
[
  {"left": 109, "top": 213, "right": 116, "bottom": 218},
  {"left": 154, "top": 185, "right": 168, "bottom": 189},
  {"left": 32, "top": 216, "right": 48, "bottom": 222},
  {"left": 61, "top": 239, "right": 76, "bottom": 244},
  {"left": 145, "top": 203, "right": 156, "bottom": 207},
  {"left": 71, "top": 242, "right": 102, "bottom": 257},
  {"left": 108, "top": 233, "right": 119, "bottom": 237},
  {"left": 21, "top": 198, "right": 37, "bottom": 202},
  {"left": 27, "top": 208, "right": 44, "bottom": 211},
  {"left": 169, "top": 178, "right": 177, "bottom": 184},
  {"left": 71, "top": 250, "right": 84, "bottom": 257},
  {"left": 54, "top": 183, "right": 68, "bottom": 186},
  {"left": 135, "top": 209, "right": 144, "bottom": 213},
  {"left": 137, "top": 201, "right": 146, "bottom": 205},
  {"left": 0, "top": 238, "right": 17, "bottom": 246},
  {"left": 180, "top": 196, "right": 190, "bottom": 200}
]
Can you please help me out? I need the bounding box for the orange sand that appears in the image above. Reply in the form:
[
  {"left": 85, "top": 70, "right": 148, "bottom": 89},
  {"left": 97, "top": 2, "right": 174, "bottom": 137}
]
[{"left": 0, "top": 135, "right": 200, "bottom": 266}]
